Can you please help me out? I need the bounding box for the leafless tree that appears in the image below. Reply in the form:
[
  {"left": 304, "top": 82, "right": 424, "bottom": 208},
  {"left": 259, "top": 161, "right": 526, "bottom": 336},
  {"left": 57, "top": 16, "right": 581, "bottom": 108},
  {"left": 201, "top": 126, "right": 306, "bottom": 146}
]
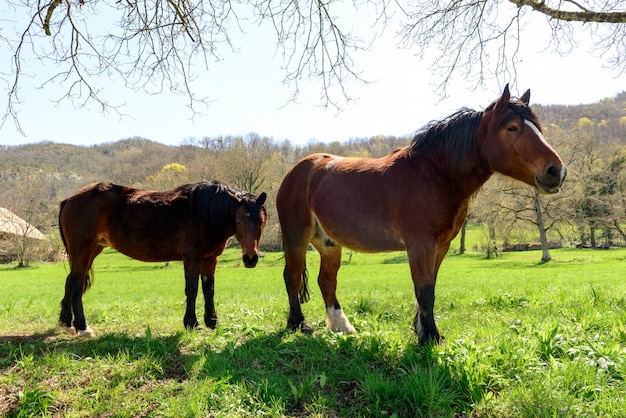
[
  {"left": 471, "top": 173, "right": 566, "bottom": 260},
  {"left": 2, "top": 0, "right": 370, "bottom": 133},
  {"left": 398, "top": 0, "right": 626, "bottom": 96},
  {"left": 2, "top": 170, "right": 54, "bottom": 266},
  {"left": 2, "top": 0, "right": 625, "bottom": 132},
  {"left": 210, "top": 133, "right": 278, "bottom": 192}
]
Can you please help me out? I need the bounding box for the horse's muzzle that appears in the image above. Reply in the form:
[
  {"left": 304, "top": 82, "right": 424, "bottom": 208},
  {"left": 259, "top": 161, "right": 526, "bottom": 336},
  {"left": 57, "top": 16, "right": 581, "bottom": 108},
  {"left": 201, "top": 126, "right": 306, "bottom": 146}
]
[
  {"left": 243, "top": 253, "right": 259, "bottom": 268},
  {"left": 536, "top": 164, "right": 567, "bottom": 194}
]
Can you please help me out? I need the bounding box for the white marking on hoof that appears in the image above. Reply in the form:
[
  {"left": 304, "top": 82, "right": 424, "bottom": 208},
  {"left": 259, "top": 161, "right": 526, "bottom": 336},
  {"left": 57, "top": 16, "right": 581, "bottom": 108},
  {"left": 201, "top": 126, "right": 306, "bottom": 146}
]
[
  {"left": 78, "top": 325, "right": 95, "bottom": 338},
  {"left": 65, "top": 326, "right": 77, "bottom": 336},
  {"left": 325, "top": 307, "right": 357, "bottom": 334},
  {"left": 413, "top": 304, "right": 427, "bottom": 341},
  {"left": 414, "top": 315, "right": 424, "bottom": 340}
]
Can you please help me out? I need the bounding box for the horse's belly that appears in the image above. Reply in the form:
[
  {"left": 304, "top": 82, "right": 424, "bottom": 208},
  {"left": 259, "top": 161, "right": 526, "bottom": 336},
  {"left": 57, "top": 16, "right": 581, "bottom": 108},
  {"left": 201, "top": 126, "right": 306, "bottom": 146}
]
[
  {"left": 308, "top": 164, "right": 406, "bottom": 252},
  {"left": 339, "top": 235, "right": 405, "bottom": 253},
  {"left": 315, "top": 214, "right": 405, "bottom": 252},
  {"left": 101, "top": 231, "right": 181, "bottom": 262},
  {"left": 112, "top": 243, "right": 179, "bottom": 262}
]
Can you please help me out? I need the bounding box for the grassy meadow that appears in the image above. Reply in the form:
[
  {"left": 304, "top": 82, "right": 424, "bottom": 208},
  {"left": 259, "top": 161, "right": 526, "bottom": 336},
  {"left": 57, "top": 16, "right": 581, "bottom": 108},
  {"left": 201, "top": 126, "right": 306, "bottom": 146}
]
[{"left": 1, "top": 241, "right": 625, "bottom": 416}]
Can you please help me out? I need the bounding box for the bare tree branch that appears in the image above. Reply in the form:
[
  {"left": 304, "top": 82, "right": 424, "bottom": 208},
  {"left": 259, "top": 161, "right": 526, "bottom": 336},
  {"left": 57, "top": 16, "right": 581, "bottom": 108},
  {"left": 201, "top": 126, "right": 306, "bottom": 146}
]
[
  {"left": 2, "top": 0, "right": 625, "bottom": 133},
  {"left": 251, "top": 0, "right": 375, "bottom": 109},
  {"left": 509, "top": 0, "right": 626, "bottom": 23},
  {"left": 398, "top": 0, "right": 524, "bottom": 96}
]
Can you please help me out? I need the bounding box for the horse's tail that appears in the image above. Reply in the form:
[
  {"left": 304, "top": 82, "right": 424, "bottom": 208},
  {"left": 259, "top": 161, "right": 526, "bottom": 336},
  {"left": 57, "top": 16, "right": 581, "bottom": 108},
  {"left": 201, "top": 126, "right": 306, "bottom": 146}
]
[
  {"left": 84, "top": 268, "right": 94, "bottom": 292},
  {"left": 59, "top": 199, "right": 93, "bottom": 292},
  {"left": 58, "top": 199, "right": 69, "bottom": 253},
  {"left": 300, "top": 261, "right": 310, "bottom": 303}
]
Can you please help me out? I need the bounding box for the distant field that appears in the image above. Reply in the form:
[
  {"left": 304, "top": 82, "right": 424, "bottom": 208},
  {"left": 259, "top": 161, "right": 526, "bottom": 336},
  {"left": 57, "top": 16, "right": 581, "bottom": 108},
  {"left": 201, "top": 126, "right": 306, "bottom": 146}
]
[{"left": 1, "top": 247, "right": 625, "bottom": 416}]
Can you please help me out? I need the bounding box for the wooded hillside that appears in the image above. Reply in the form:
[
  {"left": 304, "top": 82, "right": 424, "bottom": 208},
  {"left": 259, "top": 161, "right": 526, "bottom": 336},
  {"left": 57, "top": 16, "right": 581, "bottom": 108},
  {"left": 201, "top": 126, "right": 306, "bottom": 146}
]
[{"left": 1, "top": 92, "right": 625, "bottom": 263}]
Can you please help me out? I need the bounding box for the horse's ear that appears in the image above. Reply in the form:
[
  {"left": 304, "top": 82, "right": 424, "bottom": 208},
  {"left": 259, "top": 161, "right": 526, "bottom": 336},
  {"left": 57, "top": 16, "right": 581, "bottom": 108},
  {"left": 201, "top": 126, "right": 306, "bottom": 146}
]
[
  {"left": 257, "top": 192, "right": 267, "bottom": 206},
  {"left": 226, "top": 190, "right": 242, "bottom": 204},
  {"left": 520, "top": 89, "right": 531, "bottom": 105},
  {"left": 494, "top": 84, "right": 511, "bottom": 112}
]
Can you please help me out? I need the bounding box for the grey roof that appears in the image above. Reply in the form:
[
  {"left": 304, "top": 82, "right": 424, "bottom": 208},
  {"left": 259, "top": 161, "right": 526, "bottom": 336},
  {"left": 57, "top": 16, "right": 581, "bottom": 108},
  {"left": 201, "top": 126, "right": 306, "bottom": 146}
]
[{"left": 0, "top": 207, "right": 45, "bottom": 240}]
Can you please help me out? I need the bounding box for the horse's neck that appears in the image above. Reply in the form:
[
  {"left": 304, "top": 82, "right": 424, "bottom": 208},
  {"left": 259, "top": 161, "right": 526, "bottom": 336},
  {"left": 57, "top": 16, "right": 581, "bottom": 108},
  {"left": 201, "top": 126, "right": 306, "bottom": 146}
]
[
  {"left": 457, "top": 160, "right": 494, "bottom": 197},
  {"left": 393, "top": 147, "right": 493, "bottom": 198}
]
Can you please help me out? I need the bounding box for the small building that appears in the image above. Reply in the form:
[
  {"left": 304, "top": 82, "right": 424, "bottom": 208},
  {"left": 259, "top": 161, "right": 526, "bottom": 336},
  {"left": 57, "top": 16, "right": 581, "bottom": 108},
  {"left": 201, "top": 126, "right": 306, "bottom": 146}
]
[{"left": 0, "top": 207, "right": 45, "bottom": 240}]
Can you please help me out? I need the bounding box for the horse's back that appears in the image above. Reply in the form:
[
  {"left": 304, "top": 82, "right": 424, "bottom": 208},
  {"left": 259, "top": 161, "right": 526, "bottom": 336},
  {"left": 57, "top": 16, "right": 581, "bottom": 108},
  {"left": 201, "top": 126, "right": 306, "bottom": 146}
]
[
  {"left": 277, "top": 153, "right": 350, "bottom": 223},
  {"left": 277, "top": 153, "right": 407, "bottom": 252},
  {"left": 61, "top": 181, "right": 117, "bottom": 220},
  {"left": 277, "top": 154, "right": 323, "bottom": 210},
  {"left": 278, "top": 152, "right": 379, "bottom": 199},
  {"left": 59, "top": 182, "right": 192, "bottom": 261},
  {"left": 61, "top": 181, "right": 132, "bottom": 221},
  {"left": 276, "top": 155, "right": 322, "bottom": 238}
]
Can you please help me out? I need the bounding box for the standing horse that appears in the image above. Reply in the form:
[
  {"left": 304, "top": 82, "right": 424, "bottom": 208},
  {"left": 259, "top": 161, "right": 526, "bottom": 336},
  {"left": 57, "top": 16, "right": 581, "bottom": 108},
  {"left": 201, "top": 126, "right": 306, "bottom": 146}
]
[
  {"left": 59, "top": 181, "right": 267, "bottom": 337},
  {"left": 277, "top": 85, "right": 567, "bottom": 344}
]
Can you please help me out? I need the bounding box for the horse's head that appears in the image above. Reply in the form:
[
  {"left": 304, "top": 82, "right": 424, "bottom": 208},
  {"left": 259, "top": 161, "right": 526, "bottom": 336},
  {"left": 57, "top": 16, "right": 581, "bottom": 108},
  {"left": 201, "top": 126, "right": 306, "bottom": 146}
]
[
  {"left": 232, "top": 191, "right": 267, "bottom": 268},
  {"left": 480, "top": 84, "right": 567, "bottom": 194}
]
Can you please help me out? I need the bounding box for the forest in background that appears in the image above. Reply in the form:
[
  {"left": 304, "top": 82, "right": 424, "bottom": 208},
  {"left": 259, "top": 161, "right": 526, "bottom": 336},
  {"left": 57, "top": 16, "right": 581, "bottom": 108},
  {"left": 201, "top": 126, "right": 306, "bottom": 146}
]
[{"left": 1, "top": 91, "right": 625, "bottom": 265}]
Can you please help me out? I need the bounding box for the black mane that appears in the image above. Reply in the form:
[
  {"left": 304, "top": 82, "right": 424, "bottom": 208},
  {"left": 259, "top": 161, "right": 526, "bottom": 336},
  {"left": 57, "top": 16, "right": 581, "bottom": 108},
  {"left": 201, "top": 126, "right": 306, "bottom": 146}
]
[
  {"left": 188, "top": 181, "right": 257, "bottom": 232},
  {"left": 409, "top": 109, "right": 483, "bottom": 166},
  {"left": 510, "top": 102, "right": 542, "bottom": 130},
  {"left": 408, "top": 97, "right": 541, "bottom": 167}
]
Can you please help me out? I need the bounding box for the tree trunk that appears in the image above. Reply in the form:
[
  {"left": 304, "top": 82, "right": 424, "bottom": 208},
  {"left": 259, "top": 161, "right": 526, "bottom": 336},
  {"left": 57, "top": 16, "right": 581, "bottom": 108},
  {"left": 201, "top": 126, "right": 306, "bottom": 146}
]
[
  {"left": 459, "top": 220, "right": 467, "bottom": 255},
  {"left": 612, "top": 220, "right": 626, "bottom": 244},
  {"left": 487, "top": 224, "right": 497, "bottom": 259},
  {"left": 590, "top": 220, "right": 597, "bottom": 249},
  {"left": 534, "top": 191, "right": 551, "bottom": 262}
]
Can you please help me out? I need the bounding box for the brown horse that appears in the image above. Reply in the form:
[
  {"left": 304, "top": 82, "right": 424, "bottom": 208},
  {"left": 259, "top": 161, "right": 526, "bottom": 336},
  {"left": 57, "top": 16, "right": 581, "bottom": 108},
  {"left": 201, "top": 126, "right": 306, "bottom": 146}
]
[
  {"left": 59, "top": 181, "right": 267, "bottom": 337},
  {"left": 276, "top": 85, "right": 567, "bottom": 344}
]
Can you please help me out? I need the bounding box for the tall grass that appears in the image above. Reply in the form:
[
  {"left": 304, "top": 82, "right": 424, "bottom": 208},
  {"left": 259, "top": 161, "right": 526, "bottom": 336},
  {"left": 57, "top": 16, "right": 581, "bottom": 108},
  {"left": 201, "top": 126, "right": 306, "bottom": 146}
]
[{"left": 1, "top": 247, "right": 625, "bottom": 416}]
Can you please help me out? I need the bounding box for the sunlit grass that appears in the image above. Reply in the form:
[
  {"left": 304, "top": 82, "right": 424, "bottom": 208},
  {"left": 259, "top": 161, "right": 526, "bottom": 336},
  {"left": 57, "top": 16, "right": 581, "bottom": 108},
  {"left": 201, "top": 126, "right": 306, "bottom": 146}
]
[{"left": 1, "top": 247, "right": 625, "bottom": 416}]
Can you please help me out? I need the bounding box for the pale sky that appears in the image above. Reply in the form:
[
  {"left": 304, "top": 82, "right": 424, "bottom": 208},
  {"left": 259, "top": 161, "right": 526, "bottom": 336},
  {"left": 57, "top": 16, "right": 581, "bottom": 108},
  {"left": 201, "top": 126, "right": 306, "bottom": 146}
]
[{"left": 1, "top": 5, "right": 625, "bottom": 147}]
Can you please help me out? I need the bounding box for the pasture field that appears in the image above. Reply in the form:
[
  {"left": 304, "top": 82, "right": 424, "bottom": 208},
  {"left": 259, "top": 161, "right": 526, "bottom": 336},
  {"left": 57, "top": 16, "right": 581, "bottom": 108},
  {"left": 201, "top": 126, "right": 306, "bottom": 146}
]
[{"left": 1, "top": 246, "right": 625, "bottom": 417}]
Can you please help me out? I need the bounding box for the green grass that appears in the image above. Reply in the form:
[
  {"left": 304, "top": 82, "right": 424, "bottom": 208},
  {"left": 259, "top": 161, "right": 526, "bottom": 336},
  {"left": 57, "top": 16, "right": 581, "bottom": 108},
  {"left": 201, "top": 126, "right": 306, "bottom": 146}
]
[{"left": 1, "top": 247, "right": 625, "bottom": 416}]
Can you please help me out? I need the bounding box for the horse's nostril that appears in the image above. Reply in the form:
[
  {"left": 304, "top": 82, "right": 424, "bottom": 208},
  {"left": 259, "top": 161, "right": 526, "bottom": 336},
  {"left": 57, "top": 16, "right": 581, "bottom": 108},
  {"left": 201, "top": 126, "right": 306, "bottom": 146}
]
[
  {"left": 242, "top": 253, "right": 258, "bottom": 268},
  {"left": 546, "top": 164, "right": 559, "bottom": 180}
]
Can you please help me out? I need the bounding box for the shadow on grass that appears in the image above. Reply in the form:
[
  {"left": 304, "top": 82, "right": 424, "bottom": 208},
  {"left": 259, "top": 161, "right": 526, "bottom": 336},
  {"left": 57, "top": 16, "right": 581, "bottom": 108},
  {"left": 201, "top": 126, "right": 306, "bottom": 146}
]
[
  {"left": 0, "top": 328, "right": 472, "bottom": 416},
  {"left": 0, "top": 329, "right": 58, "bottom": 345}
]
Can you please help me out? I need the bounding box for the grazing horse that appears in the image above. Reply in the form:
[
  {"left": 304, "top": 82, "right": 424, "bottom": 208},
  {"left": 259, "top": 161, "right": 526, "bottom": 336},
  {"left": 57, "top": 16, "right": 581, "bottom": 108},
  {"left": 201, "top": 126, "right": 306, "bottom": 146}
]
[
  {"left": 59, "top": 181, "right": 267, "bottom": 337},
  {"left": 276, "top": 85, "right": 567, "bottom": 344}
]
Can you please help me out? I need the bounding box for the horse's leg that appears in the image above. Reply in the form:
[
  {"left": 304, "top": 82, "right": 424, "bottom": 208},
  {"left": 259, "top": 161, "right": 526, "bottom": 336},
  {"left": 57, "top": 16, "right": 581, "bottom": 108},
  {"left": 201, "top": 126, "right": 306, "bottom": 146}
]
[
  {"left": 280, "top": 220, "right": 317, "bottom": 333},
  {"left": 60, "top": 271, "right": 82, "bottom": 334},
  {"left": 183, "top": 262, "right": 201, "bottom": 329},
  {"left": 277, "top": 160, "right": 319, "bottom": 333},
  {"left": 312, "top": 239, "right": 356, "bottom": 334},
  {"left": 60, "top": 271, "right": 75, "bottom": 330},
  {"left": 407, "top": 244, "right": 441, "bottom": 345},
  {"left": 283, "top": 243, "right": 314, "bottom": 333},
  {"left": 60, "top": 244, "right": 101, "bottom": 338},
  {"left": 201, "top": 257, "right": 219, "bottom": 329}
]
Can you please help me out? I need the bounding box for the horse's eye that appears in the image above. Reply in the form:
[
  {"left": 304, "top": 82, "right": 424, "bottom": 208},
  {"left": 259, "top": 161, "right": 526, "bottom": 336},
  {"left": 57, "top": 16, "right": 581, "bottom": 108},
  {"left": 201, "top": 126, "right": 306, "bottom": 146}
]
[{"left": 507, "top": 126, "right": 518, "bottom": 133}]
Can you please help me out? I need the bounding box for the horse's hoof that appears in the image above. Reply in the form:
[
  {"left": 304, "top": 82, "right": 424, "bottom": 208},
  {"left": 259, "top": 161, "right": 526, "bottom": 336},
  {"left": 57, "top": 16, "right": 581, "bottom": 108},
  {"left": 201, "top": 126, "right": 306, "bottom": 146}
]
[
  {"left": 343, "top": 325, "right": 357, "bottom": 335},
  {"left": 184, "top": 319, "right": 200, "bottom": 330},
  {"left": 299, "top": 321, "right": 314, "bottom": 334},
  {"left": 206, "top": 318, "right": 220, "bottom": 329},
  {"left": 77, "top": 325, "right": 95, "bottom": 338},
  {"left": 325, "top": 307, "right": 357, "bottom": 334},
  {"left": 418, "top": 333, "right": 444, "bottom": 346}
]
